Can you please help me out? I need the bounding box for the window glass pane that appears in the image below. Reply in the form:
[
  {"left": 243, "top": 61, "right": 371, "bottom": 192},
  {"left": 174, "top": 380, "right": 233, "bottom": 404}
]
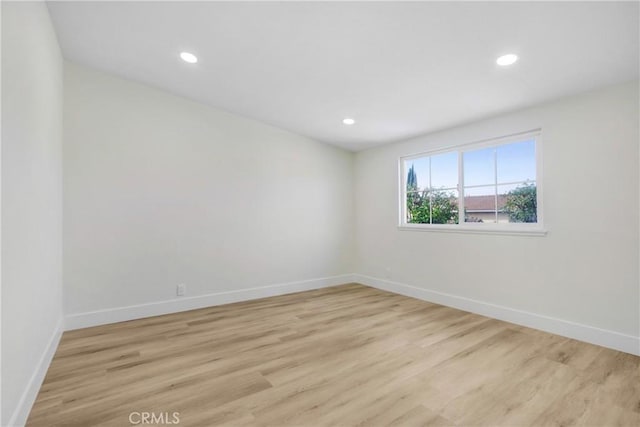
[
  {"left": 497, "top": 140, "right": 536, "bottom": 184},
  {"left": 406, "top": 190, "right": 430, "bottom": 224},
  {"left": 430, "top": 151, "right": 458, "bottom": 190},
  {"left": 404, "top": 157, "right": 429, "bottom": 192},
  {"left": 463, "top": 147, "right": 495, "bottom": 187},
  {"left": 499, "top": 182, "right": 537, "bottom": 223},
  {"left": 430, "top": 189, "right": 458, "bottom": 224},
  {"left": 464, "top": 185, "right": 496, "bottom": 223}
]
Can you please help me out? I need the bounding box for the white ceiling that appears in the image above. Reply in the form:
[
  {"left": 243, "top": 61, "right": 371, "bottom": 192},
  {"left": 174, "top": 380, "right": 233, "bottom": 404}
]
[{"left": 48, "top": 1, "right": 639, "bottom": 151}]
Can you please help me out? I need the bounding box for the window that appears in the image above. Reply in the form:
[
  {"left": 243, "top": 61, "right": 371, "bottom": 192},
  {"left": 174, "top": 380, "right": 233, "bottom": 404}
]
[{"left": 400, "top": 131, "right": 543, "bottom": 234}]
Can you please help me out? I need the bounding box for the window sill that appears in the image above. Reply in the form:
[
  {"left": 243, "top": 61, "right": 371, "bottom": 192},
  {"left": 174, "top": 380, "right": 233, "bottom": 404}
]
[{"left": 398, "top": 224, "right": 547, "bottom": 237}]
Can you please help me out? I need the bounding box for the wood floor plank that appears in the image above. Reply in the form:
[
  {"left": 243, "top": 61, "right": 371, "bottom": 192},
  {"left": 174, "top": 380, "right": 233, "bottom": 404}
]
[{"left": 26, "top": 283, "right": 640, "bottom": 426}]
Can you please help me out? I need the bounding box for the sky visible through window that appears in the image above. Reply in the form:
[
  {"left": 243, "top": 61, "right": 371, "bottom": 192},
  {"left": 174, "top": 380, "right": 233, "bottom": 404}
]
[{"left": 405, "top": 139, "right": 536, "bottom": 195}]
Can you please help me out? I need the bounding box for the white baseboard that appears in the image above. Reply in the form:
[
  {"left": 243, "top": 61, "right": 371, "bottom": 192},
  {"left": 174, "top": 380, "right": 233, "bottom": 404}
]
[
  {"left": 353, "top": 274, "right": 640, "bottom": 356},
  {"left": 65, "top": 274, "right": 355, "bottom": 331},
  {"left": 65, "top": 273, "right": 640, "bottom": 355},
  {"left": 8, "top": 318, "right": 64, "bottom": 427}
]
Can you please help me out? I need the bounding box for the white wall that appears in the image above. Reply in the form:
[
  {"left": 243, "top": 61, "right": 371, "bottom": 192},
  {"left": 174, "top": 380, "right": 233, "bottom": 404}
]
[
  {"left": 1, "top": 2, "right": 64, "bottom": 425},
  {"left": 355, "top": 81, "right": 639, "bottom": 350},
  {"left": 63, "top": 62, "right": 354, "bottom": 319}
]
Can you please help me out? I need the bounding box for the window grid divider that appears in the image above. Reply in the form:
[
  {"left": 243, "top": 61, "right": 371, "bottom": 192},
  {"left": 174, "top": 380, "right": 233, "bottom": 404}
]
[
  {"left": 457, "top": 151, "right": 464, "bottom": 224},
  {"left": 494, "top": 148, "right": 498, "bottom": 223}
]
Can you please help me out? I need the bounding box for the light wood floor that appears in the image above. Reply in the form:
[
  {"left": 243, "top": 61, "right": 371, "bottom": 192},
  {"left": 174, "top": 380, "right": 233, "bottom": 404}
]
[{"left": 28, "top": 284, "right": 639, "bottom": 426}]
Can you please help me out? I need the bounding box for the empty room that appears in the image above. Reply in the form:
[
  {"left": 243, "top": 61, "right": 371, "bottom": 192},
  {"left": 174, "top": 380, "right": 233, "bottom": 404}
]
[{"left": 2, "top": 1, "right": 639, "bottom": 426}]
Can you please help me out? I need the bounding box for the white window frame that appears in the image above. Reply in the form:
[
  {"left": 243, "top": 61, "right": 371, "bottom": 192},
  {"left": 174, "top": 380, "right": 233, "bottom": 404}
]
[{"left": 398, "top": 129, "right": 546, "bottom": 236}]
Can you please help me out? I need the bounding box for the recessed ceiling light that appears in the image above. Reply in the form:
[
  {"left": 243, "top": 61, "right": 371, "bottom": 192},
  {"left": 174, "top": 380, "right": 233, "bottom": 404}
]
[
  {"left": 180, "top": 52, "right": 198, "bottom": 64},
  {"left": 496, "top": 54, "right": 518, "bottom": 66},
  {"left": 342, "top": 118, "right": 355, "bottom": 125}
]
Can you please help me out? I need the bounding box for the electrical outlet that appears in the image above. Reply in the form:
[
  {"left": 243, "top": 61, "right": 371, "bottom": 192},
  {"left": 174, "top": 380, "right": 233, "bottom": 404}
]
[
  {"left": 385, "top": 267, "right": 392, "bottom": 279},
  {"left": 177, "top": 283, "right": 186, "bottom": 296}
]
